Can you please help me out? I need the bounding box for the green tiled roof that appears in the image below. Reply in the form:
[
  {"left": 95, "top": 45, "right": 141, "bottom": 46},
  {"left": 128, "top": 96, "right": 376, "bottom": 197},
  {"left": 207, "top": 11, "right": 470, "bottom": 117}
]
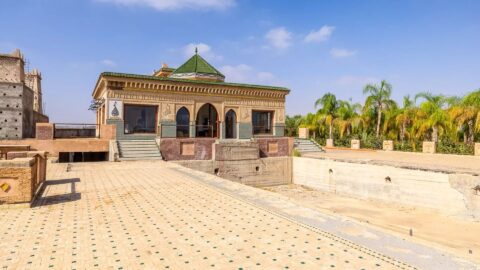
[
  {"left": 100, "top": 72, "right": 290, "bottom": 92},
  {"left": 171, "top": 53, "right": 225, "bottom": 78}
]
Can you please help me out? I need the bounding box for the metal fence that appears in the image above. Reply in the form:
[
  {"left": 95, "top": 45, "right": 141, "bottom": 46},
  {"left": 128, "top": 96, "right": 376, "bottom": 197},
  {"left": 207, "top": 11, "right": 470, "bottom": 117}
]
[{"left": 53, "top": 123, "right": 99, "bottom": 139}]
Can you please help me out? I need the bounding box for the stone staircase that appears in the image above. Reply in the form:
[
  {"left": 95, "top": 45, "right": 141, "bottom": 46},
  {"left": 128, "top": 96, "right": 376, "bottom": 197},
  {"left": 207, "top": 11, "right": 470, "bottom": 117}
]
[
  {"left": 117, "top": 140, "right": 163, "bottom": 161},
  {"left": 293, "top": 138, "right": 324, "bottom": 153}
]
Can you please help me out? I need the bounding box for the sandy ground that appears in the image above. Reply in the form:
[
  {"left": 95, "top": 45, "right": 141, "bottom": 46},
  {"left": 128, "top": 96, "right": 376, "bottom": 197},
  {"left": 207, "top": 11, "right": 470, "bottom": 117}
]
[
  {"left": 303, "top": 149, "right": 480, "bottom": 175},
  {"left": 263, "top": 184, "right": 480, "bottom": 265}
]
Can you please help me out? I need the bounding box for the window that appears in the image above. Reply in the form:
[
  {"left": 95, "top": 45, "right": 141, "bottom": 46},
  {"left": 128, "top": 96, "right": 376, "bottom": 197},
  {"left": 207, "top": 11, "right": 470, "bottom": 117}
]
[
  {"left": 252, "top": 111, "right": 273, "bottom": 135},
  {"left": 124, "top": 105, "right": 157, "bottom": 134},
  {"left": 176, "top": 107, "right": 190, "bottom": 138}
]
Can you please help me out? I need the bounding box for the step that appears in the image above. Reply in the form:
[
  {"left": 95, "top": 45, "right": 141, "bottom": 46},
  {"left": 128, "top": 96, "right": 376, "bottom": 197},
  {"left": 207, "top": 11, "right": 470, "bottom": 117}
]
[
  {"left": 121, "top": 154, "right": 162, "bottom": 158},
  {"left": 119, "top": 151, "right": 162, "bottom": 155},
  {"left": 119, "top": 147, "right": 160, "bottom": 151},
  {"left": 119, "top": 157, "right": 163, "bottom": 161}
]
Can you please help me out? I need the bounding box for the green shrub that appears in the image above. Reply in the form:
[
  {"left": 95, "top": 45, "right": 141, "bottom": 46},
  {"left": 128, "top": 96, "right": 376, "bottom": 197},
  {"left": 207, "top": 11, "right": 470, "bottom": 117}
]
[
  {"left": 314, "top": 137, "right": 326, "bottom": 147},
  {"left": 437, "top": 138, "right": 474, "bottom": 155},
  {"left": 292, "top": 149, "right": 301, "bottom": 157},
  {"left": 394, "top": 141, "right": 422, "bottom": 152},
  {"left": 334, "top": 136, "right": 351, "bottom": 147},
  {"left": 360, "top": 134, "right": 383, "bottom": 150}
]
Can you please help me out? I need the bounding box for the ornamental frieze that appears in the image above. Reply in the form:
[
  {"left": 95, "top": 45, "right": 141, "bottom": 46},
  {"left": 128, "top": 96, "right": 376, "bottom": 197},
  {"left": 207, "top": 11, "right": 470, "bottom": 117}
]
[
  {"left": 107, "top": 90, "right": 285, "bottom": 108},
  {"left": 117, "top": 79, "right": 287, "bottom": 99}
]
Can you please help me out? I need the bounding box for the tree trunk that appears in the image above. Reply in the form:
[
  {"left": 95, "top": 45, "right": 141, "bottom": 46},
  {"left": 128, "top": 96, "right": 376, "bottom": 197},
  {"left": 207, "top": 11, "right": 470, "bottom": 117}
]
[
  {"left": 400, "top": 121, "right": 406, "bottom": 142},
  {"left": 432, "top": 126, "right": 438, "bottom": 143},
  {"left": 376, "top": 109, "right": 382, "bottom": 138},
  {"left": 329, "top": 123, "right": 333, "bottom": 139},
  {"left": 468, "top": 120, "right": 474, "bottom": 143}
]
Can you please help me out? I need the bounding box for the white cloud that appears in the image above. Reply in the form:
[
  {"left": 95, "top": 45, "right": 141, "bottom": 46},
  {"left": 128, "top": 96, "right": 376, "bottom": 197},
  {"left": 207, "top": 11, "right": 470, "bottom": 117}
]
[
  {"left": 101, "top": 59, "right": 117, "bottom": 67},
  {"left": 330, "top": 48, "right": 357, "bottom": 58},
  {"left": 220, "top": 64, "right": 252, "bottom": 82},
  {"left": 265, "top": 27, "right": 292, "bottom": 50},
  {"left": 182, "top": 43, "right": 222, "bottom": 61},
  {"left": 256, "top": 72, "right": 275, "bottom": 82},
  {"left": 95, "top": 0, "right": 235, "bottom": 11},
  {"left": 336, "top": 75, "right": 378, "bottom": 87},
  {"left": 220, "top": 64, "right": 277, "bottom": 84},
  {"left": 304, "top": 25, "right": 335, "bottom": 43}
]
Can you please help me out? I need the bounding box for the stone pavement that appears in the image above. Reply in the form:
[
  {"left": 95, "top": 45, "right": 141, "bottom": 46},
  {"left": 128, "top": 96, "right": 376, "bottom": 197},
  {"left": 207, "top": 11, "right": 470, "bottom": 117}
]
[{"left": 0, "top": 161, "right": 476, "bottom": 269}]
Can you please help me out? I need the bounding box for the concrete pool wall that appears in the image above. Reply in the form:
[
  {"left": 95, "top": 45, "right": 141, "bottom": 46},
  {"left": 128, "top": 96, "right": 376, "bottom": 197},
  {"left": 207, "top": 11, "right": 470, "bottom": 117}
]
[{"left": 292, "top": 157, "right": 480, "bottom": 220}]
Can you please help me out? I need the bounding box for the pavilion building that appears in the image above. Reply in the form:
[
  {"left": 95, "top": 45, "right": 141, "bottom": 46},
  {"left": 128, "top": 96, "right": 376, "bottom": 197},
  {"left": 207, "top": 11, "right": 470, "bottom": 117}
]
[{"left": 91, "top": 51, "right": 290, "bottom": 160}]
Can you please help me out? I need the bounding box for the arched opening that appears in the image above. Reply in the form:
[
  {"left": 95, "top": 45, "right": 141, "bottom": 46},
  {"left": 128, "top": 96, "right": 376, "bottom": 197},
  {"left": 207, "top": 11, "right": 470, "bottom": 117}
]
[
  {"left": 176, "top": 107, "right": 190, "bottom": 138},
  {"left": 225, "top": 109, "right": 237, "bottom": 139},
  {"left": 196, "top": 103, "right": 218, "bottom": 138}
]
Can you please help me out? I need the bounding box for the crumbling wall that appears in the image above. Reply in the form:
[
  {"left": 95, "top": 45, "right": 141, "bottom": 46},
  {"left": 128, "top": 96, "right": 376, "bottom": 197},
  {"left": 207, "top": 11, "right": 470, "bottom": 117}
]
[
  {"left": 293, "top": 157, "right": 480, "bottom": 220},
  {"left": 0, "top": 83, "right": 24, "bottom": 139}
]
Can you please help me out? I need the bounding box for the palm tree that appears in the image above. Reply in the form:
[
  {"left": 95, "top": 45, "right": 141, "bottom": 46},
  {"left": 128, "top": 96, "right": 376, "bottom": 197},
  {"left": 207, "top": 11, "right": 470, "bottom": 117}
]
[
  {"left": 414, "top": 92, "right": 451, "bottom": 142},
  {"left": 285, "top": 114, "right": 303, "bottom": 137},
  {"left": 300, "top": 112, "right": 320, "bottom": 138},
  {"left": 335, "top": 100, "right": 362, "bottom": 138},
  {"left": 382, "top": 103, "right": 400, "bottom": 140},
  {"left": 363, "top": 80, "right": 396, "bottom": 137},
  {"left": 395, "top": 95, "right": 415, "bottom": 142},
  {"left": 315, "top": 93, "right": 339, "bottom": 140},
  {"left": 449, "top": 90, "right": 480, "bottom": 143}
]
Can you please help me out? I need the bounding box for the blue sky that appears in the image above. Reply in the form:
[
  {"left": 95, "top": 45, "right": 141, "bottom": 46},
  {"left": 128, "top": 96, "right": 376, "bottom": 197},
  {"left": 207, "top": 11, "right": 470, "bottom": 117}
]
[{"left": 1, "top": 0, "right": 479, "bottom": 122}]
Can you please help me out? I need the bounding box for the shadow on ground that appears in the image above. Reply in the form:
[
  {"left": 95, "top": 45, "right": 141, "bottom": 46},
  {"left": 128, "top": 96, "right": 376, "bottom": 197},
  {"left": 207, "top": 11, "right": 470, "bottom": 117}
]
[{"left": 33, "top": 178, "right": 81, "bottom": 207}]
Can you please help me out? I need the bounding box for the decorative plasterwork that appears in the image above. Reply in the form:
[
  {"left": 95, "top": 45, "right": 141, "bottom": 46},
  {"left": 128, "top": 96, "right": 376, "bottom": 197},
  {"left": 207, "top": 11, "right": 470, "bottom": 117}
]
[
  {"left": 107, "top": 90, "right": 285, "bottom": 108},
  {"left": 104, "top": 79, "right": 287, "bottom": 100}
]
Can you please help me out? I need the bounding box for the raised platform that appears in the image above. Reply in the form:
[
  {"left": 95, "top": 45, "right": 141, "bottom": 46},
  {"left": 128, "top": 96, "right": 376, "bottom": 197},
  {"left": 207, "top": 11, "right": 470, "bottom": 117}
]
[{"left": 302, "top": 149, "right": 480, "bottom": 175}]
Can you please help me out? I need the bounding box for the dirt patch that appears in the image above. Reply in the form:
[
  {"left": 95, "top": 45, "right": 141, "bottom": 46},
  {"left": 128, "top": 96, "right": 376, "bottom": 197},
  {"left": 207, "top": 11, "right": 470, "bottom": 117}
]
[{"left": 264, "top": 184, "right": 480, "bottom": 264}]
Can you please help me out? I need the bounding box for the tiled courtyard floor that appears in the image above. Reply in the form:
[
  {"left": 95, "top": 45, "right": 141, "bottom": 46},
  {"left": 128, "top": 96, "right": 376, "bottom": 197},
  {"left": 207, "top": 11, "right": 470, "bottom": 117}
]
[{"left": 0, "top": 161, "right": 471, "bottom": 269}]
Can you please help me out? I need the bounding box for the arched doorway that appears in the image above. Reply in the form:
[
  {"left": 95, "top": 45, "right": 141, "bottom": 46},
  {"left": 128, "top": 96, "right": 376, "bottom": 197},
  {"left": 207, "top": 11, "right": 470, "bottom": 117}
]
[
  {"left": 196, "top": 103, "right": 218, "bottom": 138},
  {"left": 176, "top": 107, "right": 190, "bottom": 137},
  {"left": 225, "top": 109, "right": 237, "bottom": 139}
]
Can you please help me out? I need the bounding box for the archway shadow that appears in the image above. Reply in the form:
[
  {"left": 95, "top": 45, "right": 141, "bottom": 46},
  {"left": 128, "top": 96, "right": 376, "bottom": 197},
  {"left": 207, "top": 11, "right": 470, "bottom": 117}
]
[{"left": 32, "top": 178, "right": 81, "bottom": 207}]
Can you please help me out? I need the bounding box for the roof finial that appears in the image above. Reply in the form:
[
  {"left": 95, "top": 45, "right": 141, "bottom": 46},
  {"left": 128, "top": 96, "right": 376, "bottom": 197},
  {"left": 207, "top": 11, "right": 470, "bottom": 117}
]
[{"left": 195, "top": 47, "right": 198, "bottom": 54}]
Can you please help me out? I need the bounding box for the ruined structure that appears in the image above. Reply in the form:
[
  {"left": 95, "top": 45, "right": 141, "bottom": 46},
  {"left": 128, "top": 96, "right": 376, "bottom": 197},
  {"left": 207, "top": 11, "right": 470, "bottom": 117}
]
[{"left": 0, "top": 49, "right": 48, "bottom": 139}]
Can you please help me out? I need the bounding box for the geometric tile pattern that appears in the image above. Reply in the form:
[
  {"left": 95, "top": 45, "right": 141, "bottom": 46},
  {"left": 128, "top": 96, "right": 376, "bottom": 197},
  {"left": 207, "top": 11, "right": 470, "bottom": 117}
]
[{"left": 0, "top": 162, "right": 414, "bottom": 269}]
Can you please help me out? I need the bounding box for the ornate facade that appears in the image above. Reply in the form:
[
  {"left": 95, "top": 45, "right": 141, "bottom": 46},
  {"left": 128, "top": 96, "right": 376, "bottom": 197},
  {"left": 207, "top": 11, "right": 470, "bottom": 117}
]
[{"left": 92, "top": 52, "right": 289, "bottom": 140}]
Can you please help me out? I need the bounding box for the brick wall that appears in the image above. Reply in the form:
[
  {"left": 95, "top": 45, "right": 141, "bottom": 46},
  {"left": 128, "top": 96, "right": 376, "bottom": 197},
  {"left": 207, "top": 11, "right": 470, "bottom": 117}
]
[{"left": 36, "top": 123, "right": 54, "bottom": 140}]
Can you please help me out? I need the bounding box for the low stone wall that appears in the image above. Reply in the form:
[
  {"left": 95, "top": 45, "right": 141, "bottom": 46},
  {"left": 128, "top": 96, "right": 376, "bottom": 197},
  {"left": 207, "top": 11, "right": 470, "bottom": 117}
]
[
  {"left": 257, "top": 137, "right": 290, "bottom": 157},
  {"left": 0, "top": 139, "right": 109, "bottom": 157},
  {"left": 293, "top": 157, "right": 480, "bottom": 220},
  {"left": 0, "top": 152, "right": 48, "bottom": 206},
  {"left": 160, "top": 138, "right": 216, "bottom": 161},
  {"left": 174, "top": 156, "right": 292, "bottom": 187}
]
